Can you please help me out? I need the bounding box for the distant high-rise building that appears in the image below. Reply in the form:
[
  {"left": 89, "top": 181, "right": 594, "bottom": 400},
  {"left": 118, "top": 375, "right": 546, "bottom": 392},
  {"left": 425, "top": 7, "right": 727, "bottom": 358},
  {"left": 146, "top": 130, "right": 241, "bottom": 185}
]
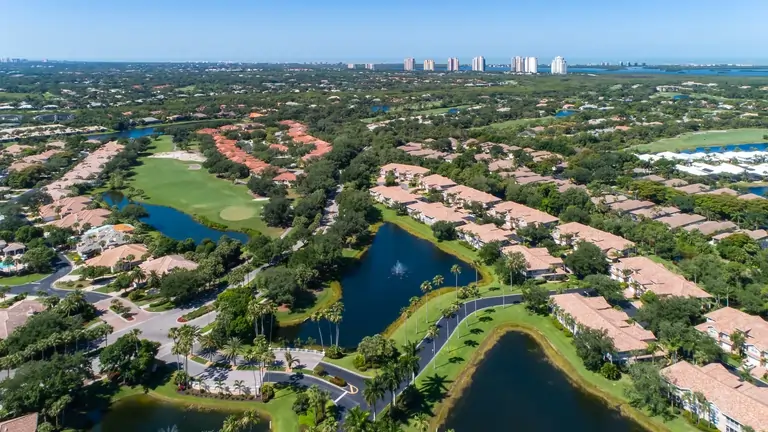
[
  {"left": 550, "top": 56, "right": 567, "bottom": 75},
  {"left": 347, "top": 63, "right": 355, "bottom": 69},
  {"left": 525, "top": 57, "right": 538, "bottom": 74},
  {"left": 471, "top": 56, "right": 486, "bottom": 72},
  {"left": 447, "top": 57, "right": 460, "bottom": 72},
  {"left": 404, "top": 57, "right": 415, "bottom": 71},
  {"left": 513, "top": 56, "right": 524, "bottom": 73},
  {"left": 423, "top": 59, "right": 435, "bottom": 71},
  {"left": 365, "top": 63, "right": 375, "bottom": 70}
]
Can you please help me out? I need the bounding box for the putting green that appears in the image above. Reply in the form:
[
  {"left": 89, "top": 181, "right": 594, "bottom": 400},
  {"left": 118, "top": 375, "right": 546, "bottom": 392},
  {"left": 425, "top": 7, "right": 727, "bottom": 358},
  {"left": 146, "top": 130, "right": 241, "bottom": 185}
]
[{"left": 219, "top": 206, "right": 256, "bottom": 221}]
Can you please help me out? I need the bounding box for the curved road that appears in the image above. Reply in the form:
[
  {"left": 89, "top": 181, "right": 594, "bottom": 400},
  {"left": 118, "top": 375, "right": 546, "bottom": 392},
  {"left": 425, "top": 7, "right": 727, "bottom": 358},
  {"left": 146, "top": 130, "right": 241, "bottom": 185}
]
[
  {"left": 6, "top": 253, "right": 111, "bottom": 303},
  {"left": 314, "top": 288, "right": 589, "bottom": 418}
]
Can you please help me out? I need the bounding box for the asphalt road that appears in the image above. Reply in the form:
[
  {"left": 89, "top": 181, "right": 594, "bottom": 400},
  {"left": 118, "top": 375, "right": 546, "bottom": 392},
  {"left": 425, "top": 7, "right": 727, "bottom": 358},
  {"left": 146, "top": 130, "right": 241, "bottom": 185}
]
[{"left": 6, "top": 253, "right": 111, "bottom": 303}]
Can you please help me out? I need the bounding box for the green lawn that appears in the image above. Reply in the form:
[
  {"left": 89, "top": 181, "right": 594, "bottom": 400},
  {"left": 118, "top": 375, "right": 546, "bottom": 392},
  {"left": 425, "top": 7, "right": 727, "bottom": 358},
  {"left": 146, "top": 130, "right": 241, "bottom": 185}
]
[
  {"left": 403, "top": 305, "right": 697, "bottom": 432},
  {"left": 414, "top": 105, "right": 473, "bottom": 116},
  {"left": 275, "top": 281, "right": 341, "bottom": 326},
  {"left": 0, "top": 273, "right": 48, "bottom": 286},
  {"left": 633, "top": 128, "right": 768, "bottom": 152},
  {"left": 125, "top": 144, "right": 281, "bottom": 236}
]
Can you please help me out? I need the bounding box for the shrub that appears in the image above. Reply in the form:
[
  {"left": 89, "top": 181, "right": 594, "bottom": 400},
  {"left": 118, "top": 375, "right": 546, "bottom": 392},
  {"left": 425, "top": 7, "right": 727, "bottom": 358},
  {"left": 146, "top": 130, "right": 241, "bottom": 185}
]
[
  {"left": 352, "top": 353, "right": 367, "bottom": 370},
  {"left": 149, "top": 299, "right": 169, "bottom": 308},
  {"left": 313, "top": 365, "right": 326, "bottom": 376},
  {"left": 325, "top": 345, "right": 343, "bottom": 359},
  {"left": 551, "top": 316, "right": 564, "bottom": 331},
  {"left": 128, "top": 290, "right": 145, "bottom": 301},
  {"left": 182, "top": 304, "right": 215, "bottom": 321},
  {"left": 292, "top": 391, "right": 309, "bottom": 414},
  {"left": 600, "top": 362, "right": 621, "bottom": 381},
  {"left": 682, "top": 411, "right": 719, "bottom": 432},
  {"left": 261, "top": 384, "right": 275, "bottom": 402},
  {"left": 329, "top": 376, "right": 347, "bottom": 387}
]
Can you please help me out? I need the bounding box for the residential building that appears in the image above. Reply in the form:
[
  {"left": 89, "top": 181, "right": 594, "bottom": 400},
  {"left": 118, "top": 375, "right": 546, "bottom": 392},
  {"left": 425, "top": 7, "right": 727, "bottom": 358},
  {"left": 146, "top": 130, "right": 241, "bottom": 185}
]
[
  {"left": 550, "top": 293, "right": 657, "bottom": 362},
  {"left": 457, "top": 222, "right": 516, "bottom": 249},
  {"left": 0, "top": 300, "right": 45, "bottom": 339},
  {"left": 551, "top": 56, "right": 568, "bottom": 74},
  {"left": 512, "top": 56, "right": 524, "bottom": 73},
  {"left": 85, "top": 243, "right": 149, "bottom": 272},
  {"left": 611, "top": 256, "right": 711, "bottom": 299},
  {"left": 39, "top": 196, "right": 92, "bottom": 222},
  {"left": 140, "top": 254, "right": 199, "bottom": 276},
  {"left": 423, "top": 59, "right": 435, "bottom": 71},
  {"left": 502, "top": 245, "right": 566, "bottom": 280},
  {"left": 471, "top": 56, "right": 486, "bottom": 72},
  {"left": 49, "top": 208, "right": 111, "bottom": 232},
  {"left": 629, "top": 206, "right": 681, "bottom": 221},
  {"left": 553, "top": 222, "right": 636, "bottom": 257},
  {"left": 442, "top": 185, "right": 501, "bottom": 208},
  {"left": 379, "top": 163, "right": 430, "bottom": 182},
  {"left": 347, "top": 63, "right": 355, "bottom": 69},
  {"left": 272, "top": 171, "right": 298, "bottom": 186},
  {"left": 404, "top": 57, "right": 415, "bottom": 71},
  {"left": 43, "top": 141, "right": 124, "bottom": 200},
  {"left": 675, "top": 183, "right": 711, "bottom": 194},
  {"left": 447, "top": 57, "right": 460, "bottom": 72},
  {"left": 712, "top": 229, "right": 768, "bottom": 249},
  {"left": 490, "top": 201, "right": 559, "bottom": 229},
  {"left": 76, "top": 224, "right": 134, "bottom": 258},
  {"left": 2, "top": 242, "right": 25, "bottom": 256},
  {"left": 420, "top": 174, "right": 457, "bottom": 191},
  {"left": 684, "top": 221, "right": 738, "bottom": 237},
  {"left": 656, "top": 213, "right": 707, "bottom": 229},
  {"left": 525, "top": 57, "right": 538, "bottom": 74},
  {"left": 0, "top": 413, "right": 38, "bottom": 432},
  {"left": 369, "top": 186, "right": 422, "bottom": 207},
  {"left": 661, "top": 361, "right": 768, "bottom": 432},
  {"left": 695, "top": 307, "right": 768, "bottom": 370},
  {"left": 607, "top": 199, "right": 655, "bottom": 214},
  {"left": 406, "top": 202, "right": 468, "bottom": 226},
  {"left": 365, "top": 63, "right": 375, "bottom": 70}
]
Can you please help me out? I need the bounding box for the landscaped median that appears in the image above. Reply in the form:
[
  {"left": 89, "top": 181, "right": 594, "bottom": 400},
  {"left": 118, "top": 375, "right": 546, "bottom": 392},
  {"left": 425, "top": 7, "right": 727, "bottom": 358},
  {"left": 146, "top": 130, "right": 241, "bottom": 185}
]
[{"left": 410, "top": 305, "right": 697, "bottom": 432}]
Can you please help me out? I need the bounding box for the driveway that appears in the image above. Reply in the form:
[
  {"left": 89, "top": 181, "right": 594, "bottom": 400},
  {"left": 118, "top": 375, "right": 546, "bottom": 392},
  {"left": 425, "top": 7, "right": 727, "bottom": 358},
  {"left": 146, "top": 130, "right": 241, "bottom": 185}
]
[{"left": 7, "top": 253, "right": 111, "bottom": 303}]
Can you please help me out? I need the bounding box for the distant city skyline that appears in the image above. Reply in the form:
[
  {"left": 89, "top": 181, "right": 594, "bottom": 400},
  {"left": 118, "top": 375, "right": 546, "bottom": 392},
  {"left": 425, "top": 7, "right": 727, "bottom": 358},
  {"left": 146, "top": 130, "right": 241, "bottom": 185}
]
[{"left": 1, "top": 0, "right": 767, "bottom": 64}]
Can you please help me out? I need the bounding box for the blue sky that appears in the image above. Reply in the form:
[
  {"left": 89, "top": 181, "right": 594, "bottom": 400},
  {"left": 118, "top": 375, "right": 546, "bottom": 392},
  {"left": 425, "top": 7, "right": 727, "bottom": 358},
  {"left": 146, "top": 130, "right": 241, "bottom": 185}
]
[{"left": 2, "top": 0, "right": 766, "bottom": 64}]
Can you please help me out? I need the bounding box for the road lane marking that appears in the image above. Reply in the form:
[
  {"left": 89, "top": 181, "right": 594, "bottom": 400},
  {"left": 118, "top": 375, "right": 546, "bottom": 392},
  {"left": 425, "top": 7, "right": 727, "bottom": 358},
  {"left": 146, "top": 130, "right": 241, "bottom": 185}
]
[{"left": 334, "top": 391, "right": 348, "bottom": 403}]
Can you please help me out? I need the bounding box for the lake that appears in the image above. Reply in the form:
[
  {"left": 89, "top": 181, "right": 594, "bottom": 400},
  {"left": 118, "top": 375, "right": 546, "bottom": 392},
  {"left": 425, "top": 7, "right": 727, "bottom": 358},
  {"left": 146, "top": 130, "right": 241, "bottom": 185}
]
[
  {"left": 444, "top": 332, "right": 646, "bottom": 432},
  {"left": 102, "top": 191, "right": 248, "bottom": 244},
  {"left": 296, "top": 223, "right": 475, "bottom": 347},
  {"left": 93, "top": 394, "right": 267, "bottom": 432},
  {"left": 88, "top": 127, "right": 159, "bottom": 141},
  {"left": 680, "top": 143, "right": 768, "bottom": 154}
]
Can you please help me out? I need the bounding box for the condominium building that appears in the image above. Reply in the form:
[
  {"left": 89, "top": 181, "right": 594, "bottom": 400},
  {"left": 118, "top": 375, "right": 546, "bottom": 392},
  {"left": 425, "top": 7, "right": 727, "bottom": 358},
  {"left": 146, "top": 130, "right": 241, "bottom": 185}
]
[
  {"left": 551, "top": 56, "right": 568, "bottom": 75},
  {"left": 471, "top": 56, "right": 486, "bottom": 72},
  {"left": 365, "top": 63, "right": 375, "bottom": 70},
  {"left": 423, "top": 59, "right": 435, "bottom": 71},
  {"left": 447, "top": 57, "right": 460, "bottom": 72},
  {"left": 553, "top": 222, "right": 635, "bottom": 257},
  {"left": 610, "top": 256, "right": 712, "bottom": 299},
  {"left": 347, "top": 63, "right": 355, "bottom": 69},
  {"left": 695, "top": 307, "right": 768, "bottom": 371},
  {"left": 525, "top": 57, "right": 538, "bottom": 74},
  {"left": 404, "top": 57, "right": 415, "bottom": 71},
  {"left": 512, "top": 56, "right": 524, "bottom": 73}
]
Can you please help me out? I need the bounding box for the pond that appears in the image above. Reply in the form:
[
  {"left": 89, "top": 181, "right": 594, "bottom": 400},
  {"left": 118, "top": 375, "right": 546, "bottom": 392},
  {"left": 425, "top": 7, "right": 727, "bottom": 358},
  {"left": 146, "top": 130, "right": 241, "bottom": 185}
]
[
  {"left": 88, "top": 127, "right": 159, "bottom": 141},
  {"left": 555, "top": 110, "right": 576, "bottom": 118},
  {"left": 295, "top": 223, "right": 475, "bottom": 347},
  {"left": 92, "top": 394, "right": 268, "bottom": 432},
  {"left": 102, "top": 191, "right": 249, "bottom": 244},
  {"left": 444, "top": 332, "right": 646, "bottom": 432}
]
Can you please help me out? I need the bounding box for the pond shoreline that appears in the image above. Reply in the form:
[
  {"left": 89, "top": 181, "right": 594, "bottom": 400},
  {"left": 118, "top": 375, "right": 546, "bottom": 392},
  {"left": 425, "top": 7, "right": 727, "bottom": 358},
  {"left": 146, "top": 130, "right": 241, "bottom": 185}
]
[{"left": 433, "top": 322, "right": 670, "bottom": 432}]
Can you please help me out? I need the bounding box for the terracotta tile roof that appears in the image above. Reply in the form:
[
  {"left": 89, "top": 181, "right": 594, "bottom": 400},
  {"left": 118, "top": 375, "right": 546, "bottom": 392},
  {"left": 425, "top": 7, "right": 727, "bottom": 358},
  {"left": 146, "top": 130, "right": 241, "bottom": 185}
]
[
  {"left": 0, "top": 300, "right": 45, "bottom": 339},
  {"left": 0, "top": 413, "right": 38, "bottom": 432},
  {"left": 488, "top": 159, "right": 515, "bottom": 172},
  {"left": 702, "top": 187, "right": 740, "bottom": 196},
  {"left": 444, "top": 185, "right": 501, "bottom": 205},
  {"left": 655, "top": 213, "right": 707, "bottom": 229},
  {"left": 380, "top": 163, "right": 430, "bottom": 176},
  {"left": 739, "top": 193, "right": 766, "bottom": 200},
  {"left": 551, "top": 293, "right": 655, "bottom": 352},
  {"left": 607, "top": 199, "right": 655, "bottom": 213},
  {"left": 675, "top": 183, "right": 711, "bottom": 194},
  {"left": 420, "top": 174, "right": 457, "bottom": 189},
  {"left": 697, "top": 307, "right": 768, "bottom": 353},
  {"left": 406, "top": 201, "right": 467, "bottom": 224},
  {"left": 49, "top": 208, "right": 111, "bottom": 231},
  {"left": 273, "top": 172, "right": 297, "bottom": 182},
  {"left": 555, "top": 222, "right": 635, "bottom": 254},
  {"left": 662, "top": 178, "right": 688, "bottom": 187},
  {"left": 370, "top": 186, "right": 421, "bottom": 205},
  {"left": 458, "top": 222, "right": 516, "bottom": 244},
  {"left": 491, "top": 201, "right": 559, "bottom": 225},
  {"left": 39, "top": 196, "right": 92, "bottom": 219},
  {"left": 683, "top": 220, "right": 737, "bottom": 236},
  {"left": 502, "top": 245, "right": 563, "bottom": 272},
  {"left": 661, "top": 361, "right": 768, "bottom": 431},
  {"left": 614, "top": 256, "right": 711, "bottom": 298},
  {"left": 86, "top": 243, "right": 149, "bottom": 268},
  {"left": 629, "top": 206, "right": 681, "bottom": 219},
  {"left": 139, "top": 254, "right": 198, "bottom": 276}
]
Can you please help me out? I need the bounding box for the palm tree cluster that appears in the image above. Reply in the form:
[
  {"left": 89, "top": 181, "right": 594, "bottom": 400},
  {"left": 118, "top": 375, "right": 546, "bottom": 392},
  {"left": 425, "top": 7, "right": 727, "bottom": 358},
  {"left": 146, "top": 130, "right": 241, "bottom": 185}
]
[
  {"left": 246, "top": 298, "right": 278, "bottom": 343},
  {"left": 309, "top": 301, "right": 344, "bottom": 349},
  {"left": 168, "top": 324, "right": 201, "bottom": 387},
  {"left": 362, "top": 341, "right": 421, "bottom": 421},
  {"left": 219, "top": 409, "right": 261, "bottom": 432}
]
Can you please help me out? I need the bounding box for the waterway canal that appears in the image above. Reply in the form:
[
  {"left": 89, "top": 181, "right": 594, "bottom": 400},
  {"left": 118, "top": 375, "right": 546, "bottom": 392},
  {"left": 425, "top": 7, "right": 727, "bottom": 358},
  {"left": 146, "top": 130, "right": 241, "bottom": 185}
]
[{"left": 444, "top": 331, "right": 646, "bottom": 432}]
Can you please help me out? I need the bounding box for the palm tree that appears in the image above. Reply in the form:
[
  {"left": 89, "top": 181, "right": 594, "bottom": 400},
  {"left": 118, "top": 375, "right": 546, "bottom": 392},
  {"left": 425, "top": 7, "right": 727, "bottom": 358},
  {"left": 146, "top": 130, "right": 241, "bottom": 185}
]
[
  {"left": 414, "top": 413, "right": 430, "bottom": 432},
  {"left": 342, "top": 406, "right": 370, "bottom": 432},
  {"left": 168, "top": 327, "right": 182, "bottom": 371},
  {"left": 468, "top": 284, "right": 480, "bottom": 323},
  {"left": 129, "top": 267, "right": 145, "bottom": 288},
  {"left": 472, "top": 259, "right": 481, "bottom": 286},
  {"left": 158, "top": 426, "right": 179, "bottom": 432},
  {"left": 450, "top": 265, "right": 461, "bottom": 299},
  {"left": 283, "top": 352, "right": 300, "bottom": 371},
  {"left": 261, "top": 349, "right": 276, "bottom": 384},
  {"left": 400, "top": 306, "right": 411, "bottom": 344},
  {"left": 233, "top": 379, "right": 245, "bottom": 395},
  {"left": 451, "top": 301, "right": 461, "bottom": 338},
  {"left": 243, "top": 346, "right": 263, "bottom": 394},
  {"left": 363, "top": 377, "right": 385, "bottom": 421},
  {"left": 179, "top": 324, "right": 200, "bottom": 381},
  {"left": 214, "top": 378, "right": 226, "bottom": 394},
  {"left": 381, "top": 363, "right": 403, "bottom": 409},
  {"left": 408, "top": 296, "right": 420, "bottom": 336},
  {"left": 0, "top": 285, "right": 10, "bottom": 300},
  {"left": 239, "top": 410, "right": 260, "bottom": 432},
  {"left": 147, "top": 270, "right": 161, "bottom": 288},
  {"left": 223, "top": 337, "right": 243, "bottom": 368},
  {"left": 199, "top": 333, "right": 219, "bottom": 363},
  {"left": 307, "top": 385, "right": 330, "bottom": 425},
  {"left": 220, "top": 414, "right": 243, "bottom": 432},
  {"left": 426, "top": 325, "right": 439, "bottom": 371},
  {"left": 420, "top": 281, "right": 432, "bottom": 325},
  {"left": 310, "top": 311, "right": 325, "bottom": 350},
  {"left": 263, "top": 300, "right": 278, "bottom": 343},
  {"left": 329, "top": 302, "right": 344, "bottom": 347},
  {"left": 247, "top": 299, "right": 264, "bottom": 337},
  {"left": 442, "top": 307, "right": 454, "bottom": 338},
  {"left": 400, "top": 341, "right": 420, "bottom": 382}
]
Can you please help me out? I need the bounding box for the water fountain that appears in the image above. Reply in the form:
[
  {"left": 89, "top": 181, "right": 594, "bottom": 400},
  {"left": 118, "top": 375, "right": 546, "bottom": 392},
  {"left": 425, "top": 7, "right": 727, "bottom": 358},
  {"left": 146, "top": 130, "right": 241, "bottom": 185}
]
[{"left": 391, "top": 260, "right": 407, "bottom": 278}]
